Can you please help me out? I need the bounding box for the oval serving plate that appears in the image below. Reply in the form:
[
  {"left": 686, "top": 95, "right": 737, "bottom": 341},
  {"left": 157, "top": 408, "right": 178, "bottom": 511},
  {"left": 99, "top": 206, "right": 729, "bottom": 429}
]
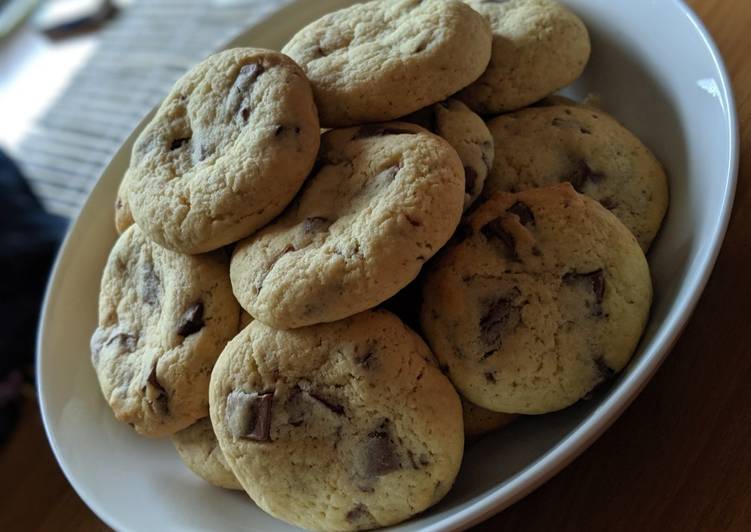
[{"left": 37, "top": 0, "right": 738, "bottom": 530}]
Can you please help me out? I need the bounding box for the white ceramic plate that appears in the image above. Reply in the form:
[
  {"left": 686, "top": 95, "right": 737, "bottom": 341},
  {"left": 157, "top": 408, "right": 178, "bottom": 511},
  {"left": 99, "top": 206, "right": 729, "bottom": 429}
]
[{"left": 37, "top": 0, "right": 738, "bottom": 530}]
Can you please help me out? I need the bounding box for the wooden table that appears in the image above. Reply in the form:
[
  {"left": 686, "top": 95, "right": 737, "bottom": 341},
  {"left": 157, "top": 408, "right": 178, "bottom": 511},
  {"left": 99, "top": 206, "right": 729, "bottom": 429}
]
[{"left": 2, "top": 0, "right": 750, "bottom": 530}]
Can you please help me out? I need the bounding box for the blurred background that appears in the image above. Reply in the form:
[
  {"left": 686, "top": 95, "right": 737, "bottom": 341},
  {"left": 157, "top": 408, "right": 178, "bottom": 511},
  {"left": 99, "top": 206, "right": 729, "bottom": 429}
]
[{"left": 0, "top": 0, "right": 289, "bottom": 448}]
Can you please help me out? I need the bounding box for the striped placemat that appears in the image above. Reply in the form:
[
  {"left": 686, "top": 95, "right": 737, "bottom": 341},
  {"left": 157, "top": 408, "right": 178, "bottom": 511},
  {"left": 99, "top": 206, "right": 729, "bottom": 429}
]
[{"left": 15, "top": 0, "right": 290, "bottom": 218}]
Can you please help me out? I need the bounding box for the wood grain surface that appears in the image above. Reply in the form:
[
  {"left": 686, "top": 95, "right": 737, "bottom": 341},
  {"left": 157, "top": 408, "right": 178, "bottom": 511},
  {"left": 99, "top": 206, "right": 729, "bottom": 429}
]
[{"left": 2, "top": 0, "right": 749, "bottom": 530}]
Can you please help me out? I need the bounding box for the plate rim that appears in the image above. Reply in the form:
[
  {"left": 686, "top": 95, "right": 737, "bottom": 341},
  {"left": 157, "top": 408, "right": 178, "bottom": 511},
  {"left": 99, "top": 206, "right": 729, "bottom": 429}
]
[{"left": 35, "top": 0, "right": 740, "bottom": 530}]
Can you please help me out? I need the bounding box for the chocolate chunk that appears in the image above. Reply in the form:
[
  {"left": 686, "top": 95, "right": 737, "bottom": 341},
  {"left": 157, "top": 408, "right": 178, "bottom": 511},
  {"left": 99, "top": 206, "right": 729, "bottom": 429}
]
[
  {"left": 562, "top": 269, "right": 606, "bottom": 317},
  {"left": 464, "top": 166, "right": 478, "bottom": 194},
  {"left": 595, "top": 356, "right": 616, "bottom": 381},
  {"left": 140, "top": 262, "right": 161, "bottom": 305},
  {"left": 507, "top": 201, "right": 535, "bottom": 226},
  {"left": 480, "top": 290, "right": 521, "bottom": 355},
  {"left": 346, "top": 503, "right": 375, "bottom": 525},
  {"left": 354, "top": 351, "right": 376, "bottom": 369},
  {"left": 302, "top": 217, "right": 331, "bottom": 233},
  {"left": 241, "top": 107, "right": 250, "bottom": 122},
  {"left": 566, "top": 160, "right": 605, "bottom": 191},
  {"left": 353, "top": 125, "right": 416, "bottom": 139},
  {"left": 600, "top": 197, "right": 618, "bottom": 210},
  {"left": 481, "top": 218, "right": 517, "bottom": 259},
  {"left": 170, "top": 137, "right": 190, "bottom": 150},
  {"left": 405, "top": 215, "right": 422, "bottom": 227},
  {"left": 177, "top": 301, "right": 204, "bottom": 337},
  {"left": 238, "top": 63, "right": 264, "bottom": 85},
  {"left": 145, "top": 366, "right": 168, "bottom": 415},
  {"left": 275, "top": 125, "right": 302, "bottom": 136},
  {"left": 225, "top": 390, "right": 273, "bottom": 442},
  {"left": 308, "top": 390, "right": 345, "bottom": 416},
  {"left": 364, "top": 419, "right": 401, "bottom": 477}
]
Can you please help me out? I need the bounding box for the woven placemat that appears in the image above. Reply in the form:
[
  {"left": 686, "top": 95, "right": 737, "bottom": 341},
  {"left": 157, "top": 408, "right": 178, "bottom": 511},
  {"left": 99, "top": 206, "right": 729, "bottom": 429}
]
[{"left": 15, "top": 0, "right": 290, "bottom": 218}]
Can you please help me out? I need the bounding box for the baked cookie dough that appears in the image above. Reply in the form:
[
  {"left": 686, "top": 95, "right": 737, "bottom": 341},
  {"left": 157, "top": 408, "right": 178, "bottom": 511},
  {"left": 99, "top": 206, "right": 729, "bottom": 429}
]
[
  {"left": 421, "top": 184, "right": 652, "bottom": 414},
  {"left": 127, "top": 48, "right": 320, "bottom": 254},
  {"left": 283, "top": 0, "right": 492, "bottom": 127},
  {"left": 210, "top": 310, "right": 463, "bottom": 531},
  {"left": 91, "top": 225, "right": 239, "bottom": 437},
  {"left": 231, "top": 122, "right": 465, "bottom": 329},
  {"left": 485, "top": 104, "right": 669, "bottom": 250},
  {"left": 403, "top": 98, "right": 494, "bottom": 210},
  {"left": 172, "top": 417, "right": 242, "bottom": 490},
  {"left": 458, "top": 0, "right": 590, "bottom": 114}
]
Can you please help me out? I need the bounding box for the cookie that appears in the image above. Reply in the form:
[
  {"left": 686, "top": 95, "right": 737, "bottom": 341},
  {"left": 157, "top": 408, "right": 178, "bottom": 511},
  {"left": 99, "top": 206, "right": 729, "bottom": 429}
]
[
  {"left": 127, "top": 48, "right": 320, "bottom": 254},
  {"left": 403, "top": 98, "right": 494, "bottom": 210},
  {"left": 115, "top": 176, "right": 134, "bottom": 235},
  {"left": 90, "top": 225, "right": 239, "bottom": 437},
  {"left": 461, "top": 397, "right": 517, "bottom": 440},
  {"left": 231, "top": 122, "right": 465, "bottom": 329},
  {"left": 209, "top": 310, "right": 463, "bottom": 531},
  {"left": 458, "top": 0, "right": 590, "bottom": 115},
  {"left": 485, "top": 104, "right": 669, "bottom": 250},
  {"left": 282, "top": 0, "right": 492, "bottom": 127},
  {"left": 172, "top": 417, "right": 242, "bottom": 490},
  {"left": 421, "top": 184, "right": 652, "bottom": 414}
]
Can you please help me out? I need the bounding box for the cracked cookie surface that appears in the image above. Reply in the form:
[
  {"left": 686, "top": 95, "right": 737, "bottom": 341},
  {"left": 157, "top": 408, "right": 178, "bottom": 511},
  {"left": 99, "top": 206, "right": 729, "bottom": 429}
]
[
  {"left": 230, "top": 122, "right": 465, "bottom": 329},
  {"left": 402, "top": 98, "right": 494, "bottom": 210},
  {"left": 421, "top": 184, "right": 652, "bottom": 414},
  {"left": 485, "top": 104, "right": 669, "bottom": 250},
  {"left": 209, "top": 309, "right": 463, "bottom": 531},
  {"left": 126, "top": 47, "right": 320, "bottom": 254},
  {"left": 172, "top": 417, "right": 242, "bottom": 490},
  {"left": 91, "top": 225, "right": 239, "bottom": 437},
  {"left": 282, "top": 0, "right": 492, "bottom": 127},
  {"left": 458, "top": 0, "right": 590, "bottom": 114}
]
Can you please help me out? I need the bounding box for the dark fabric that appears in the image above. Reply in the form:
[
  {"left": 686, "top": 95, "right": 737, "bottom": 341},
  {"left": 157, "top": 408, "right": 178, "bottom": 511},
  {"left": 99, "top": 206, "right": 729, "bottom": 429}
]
[{"left": 0, "top": 149, "right": 66, "bottom": 444}]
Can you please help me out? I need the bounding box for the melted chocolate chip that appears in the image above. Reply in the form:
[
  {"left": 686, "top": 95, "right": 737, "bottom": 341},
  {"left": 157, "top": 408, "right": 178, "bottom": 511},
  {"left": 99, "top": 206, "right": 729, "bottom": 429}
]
[
  {"left": 354, "top": 351, "right": 376, "bottom": 369},
  {"left": 238, "top": 63, "right": 264, "bottom": 85},
  {"left": 484, "top": 371, "right": 497, "bottom": 383},
  {"left": 562, "top": 269, "right": 606, "bottom": 317},
  {"left": 464, "top": 166, "right": 478, "bottom": 194},
  {"left": 170, "top": 137, "right": 190, "bottom": 150},
  {"left": 302, "top": 217, "right": 331, "bottom": 234},
  {"left": 275, "top": 125, "right": 301, "bottom": 136},
  {"left": 595, "top": 356, "right": 616, "bottom": 381},
  {"left": 353, "top": 125, "right": 415, "bottom": 139},
  {"left": 507, "top": 201, "right": 535, "bottom": 226},
  {"left": 481, "top": 218, "right": 517, "bottom": 259},
  {"left": 364, "top": 419, "right": 401, "bottom": 477},
  {"left": 177, "top": 301, "right": 204, "bottom": 337},
  {"left": 346, "top": 503, "right": 375, "bottom": 525},
  {"left": 566, "top": 160, "right": 605, "bottom": 192},
  {"left": 480, "top": 290, "right": 521, "bottom": 356},
  {"left": 225, "top": 390, "right": 273, "bottom": 442},
  {"left": 241, "top": 107, "right": 250, "bottom": 122},
  {"left": 308, "top": 390, "right": 345, "bottom": 416},
  {"left": 146, "top": 366, "right": 168, "bottom": 415},
  {"left": 140, "top": 262, "right": 161, "bottom": 305},
  {"left": 405, "top": 215, "right": 422, "bottom": 227}
]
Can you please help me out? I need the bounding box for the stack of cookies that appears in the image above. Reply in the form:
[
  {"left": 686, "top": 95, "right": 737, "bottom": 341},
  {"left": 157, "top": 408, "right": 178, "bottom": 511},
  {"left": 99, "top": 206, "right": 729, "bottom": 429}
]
[{"left": 92, "top": 0, "right": 668, "bottom": 530}]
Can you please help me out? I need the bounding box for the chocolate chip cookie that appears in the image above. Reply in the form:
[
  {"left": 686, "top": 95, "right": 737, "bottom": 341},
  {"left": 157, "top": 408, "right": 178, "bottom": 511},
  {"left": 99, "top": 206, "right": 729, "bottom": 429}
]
[
  {"left": 209, "top": 309, "right": 463, "bottom": 531},
  {"left": 462, "top": 397, "right": 517, "bottom": 440},
  {"left": 485, "top": 104, "right": 669, "bottom": 250},
  {"left": 421, "top": 184, "right": 652, "bottom": 414},
  {"left": 172, "top": 417, "right": 242, "bottom": 490},
  {"left": 458, "top": 0, "right": 591, "bottom": 114},
  {"left": 403, "top": 98, "right": 494, "bottom": 210},
  {"left": 127, "top": 48, "right": 320, "bottom": 254},
  {"left": 91, "top": 225, "right": 239, "bottom": 437},
  {"left": 231, "top": 122, "right": 465, "bottom": 329},
  {"left": 282, "top": 0, "right": 492, "bottom": 127}
]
